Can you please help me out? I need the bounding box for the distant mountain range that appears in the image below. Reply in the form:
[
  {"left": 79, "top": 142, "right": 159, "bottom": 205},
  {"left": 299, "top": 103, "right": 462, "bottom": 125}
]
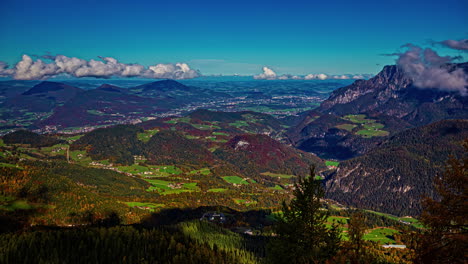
[{"left": 0, "top": 79, "right": 232, "bottom": 130}]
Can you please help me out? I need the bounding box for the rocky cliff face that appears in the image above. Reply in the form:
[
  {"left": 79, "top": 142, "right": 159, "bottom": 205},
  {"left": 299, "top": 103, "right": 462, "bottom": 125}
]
[
  {"left": 318, "top": 63, "right": 468, "bottom": 125},
  {"left": 319, "top": 65, "right": 411, "bottom": 114}
]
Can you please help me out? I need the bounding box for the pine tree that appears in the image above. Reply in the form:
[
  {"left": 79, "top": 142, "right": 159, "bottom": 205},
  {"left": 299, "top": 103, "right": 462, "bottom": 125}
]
[
  {"left": 416, "top": 142, "right": 468, "bottom": 264},
  {"left": 267, "top": 167, "right": 341, "bottom": 264},
  {"left": 346, "top": 212, "right": 371, "bottom": 264}
]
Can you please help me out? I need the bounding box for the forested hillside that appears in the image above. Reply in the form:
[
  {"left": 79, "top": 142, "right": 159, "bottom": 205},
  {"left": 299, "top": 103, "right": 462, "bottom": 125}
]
[{"left": 325, "top": 119, "right": 468, "bottom": 216}]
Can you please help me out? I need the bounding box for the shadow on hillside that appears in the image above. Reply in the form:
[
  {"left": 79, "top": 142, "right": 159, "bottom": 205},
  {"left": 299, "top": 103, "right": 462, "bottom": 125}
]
[{"left": 138, "top": 205, "right": 275, "bottom": 228}]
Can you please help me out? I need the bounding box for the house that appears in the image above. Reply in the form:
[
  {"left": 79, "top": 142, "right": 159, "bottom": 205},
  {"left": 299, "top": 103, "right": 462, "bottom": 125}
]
[
  {"left": 382, "top": 245, "right": 406, "bottom": 249},
  {"left": 200, "top": 212, "right": 226, "bottom": 223}
]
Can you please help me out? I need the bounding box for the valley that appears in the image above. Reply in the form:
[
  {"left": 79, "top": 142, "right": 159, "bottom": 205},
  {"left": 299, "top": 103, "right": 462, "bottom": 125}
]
[{"left": 0, "top": 63, "right": 466, "bottom": 263}]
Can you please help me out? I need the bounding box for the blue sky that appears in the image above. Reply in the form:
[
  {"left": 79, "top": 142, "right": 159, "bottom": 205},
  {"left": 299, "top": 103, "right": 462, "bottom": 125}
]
[{"left": 0, "top": 0, "right": 467, "bottom": 76}]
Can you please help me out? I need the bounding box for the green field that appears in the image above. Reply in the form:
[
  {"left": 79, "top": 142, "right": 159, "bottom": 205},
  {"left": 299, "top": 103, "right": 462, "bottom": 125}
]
[
  {"left": 62, "top": 134, "right": 84, "bottom": 142},
  {"left": 363, "top": 123, "right": 385, "bottom": 129},
  {"left": 270, "top": 185, "right": 283, "bottom": 190},
  {"left": 69, "top": 150, "right": 92, "bottom": 164},
  {"left": 137, "top": 129, "right": 159, "bottom": 142},
  {"left": 341, "top": 114, "right": 389, "bottom": 138},
  {"left": 355, "top": 129, "right": 389, "bottom": 137},
  {"left": 222, "top": 176, "right": 249, "bottom": 185},
  {"left": 164, "top": 117, "right": 191, "bottom": 124},
  {"left": 212, "top": 132, "right": 229, "bottom": 136},
  {"left": 0, "top": 162, "right": 23, "bottom": 169},
  {"left": 207, "top": 188, "right": 228, "bottom": 192},
  {"left": 336, "top": 124, "right": 357, "bottom": 132},
  {"left": 124, "top": 202, "right": 164, "bottom": 211},
  {"left": 143, "top": 178, "right": 173, "bottom": 191},
  {"left": 261, "top": 172, "right": 295, "bottom": 179},
  {"left": 192, "top": 123, "right": 221, "bottom": 130},
  {"left": 228, "top": 120, "right": 249, "bottom": 128},
  {"left": 117, "top": 164, "right": 151, "bottom": 174},
  {"left": 147, "top": 165, "right": 182, "bottom": 176},
  {"left": 325, "top": 160, "right": 340, "bottom": 167},
  {"left": 343, "top": 114, "right": 375, "bottom": 124},
  {"left": 364, "top": 210, "right": 422, "bottom": 228},
  {"left": 0, "top": 200, "right": 32, "bottom": 211},
  {"left": 364, "top": 228, "right": 399, "bottom": 244}
]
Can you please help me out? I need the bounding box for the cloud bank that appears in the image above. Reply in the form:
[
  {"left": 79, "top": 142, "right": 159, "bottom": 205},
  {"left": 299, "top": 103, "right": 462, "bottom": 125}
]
[
  {"left": 253, "top": 66, "right": 278, "bottom": 80},
  {"left": 0, "top": 55, "right": 201, "bottom": 80},
  {"left": 394, "top": 44, "right": 468, "bottom": 95},
  {"left": 437, "top": 39, "right": 468, "bottom": 51},
  {"left": 253, "top": 66, "right": 370, "bottom": 80}
]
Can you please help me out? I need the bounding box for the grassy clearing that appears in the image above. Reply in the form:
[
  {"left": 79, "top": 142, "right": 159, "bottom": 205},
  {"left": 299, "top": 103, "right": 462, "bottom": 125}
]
[
  {"left": 143, "top": 178, "right": 199, "bottom": 195},
  {"left": 62, "top": 134, "right": 84, "bottom": 142},
  {"left": 70, "top": 150, "right": 92, "bottom": 164},
  {"left": 124, "top": 202, "right": 164, "bottom": 211},
  {"left": 270, "top": 185, "right": 283, "bottom": 190},
  {"left": 183, "top": 183, "right": 199, "bottom": 189},
  {"left": 228, "top": 120, "right": 249, "bottom": 128},
  {"left": 147, "top": 165, "right": 182, "bottom": 176},
  {"left": 40, "top": 144, "right": 68, "bottom": 155},
  {"left": 341, "top": 114, "right": 389, "bottom": 138},
  {"left": 162, "top": 189, "right": 194, "bottom": 195},
  {"left": 364, "top": 210, "right": 422, "bottom": 228},
  {"left": 343, "top": 114, "right": 375, "bottom": 124},
  {"left": 212, "top": 132, "right": 229, "bottom": 136},
  {"left": 143, "top": 178, "right": 173, "bottom": 191},
  {"left": 0, "top": 200, "right": 32, "bottom": 211},
  {"left": 336, "top": 124, "right": 357, "bottom": 132},
  {"left": 207, "top": 188, "right": 228, "bottom": 192},
  {"left": 222, "top": 176, "right": 249, "bottom": 185},
  {"left": 364, "top": 228, "right": 399, "bottom": 244},
  {"left": 234, "top": 198, "right": 257, "bottom": 205},
  {"left": 117, "top": 164, "right": 150, "bottom": 174},
  {"left": 325, "top": 160, "right": 340, "bottom": 167},
  {"left": 208, "top": 147, "right": 218, "bottom": 152},
  {"left": 363, "top": 123, "right": 384, "bottom": 129},
  {"left": 192, "top": 123, "right": 221, "bottom": 130},
  {"left": 137, "top": 129, "right": 159, "bottom": 142},
  {"left": 356, "top": 129, "right": 389, "bottom": 137},
  {"left": 164, "top": 117, "right": 191, "bottom": 124},
  {"left": 0, "top": 162, "right": 23, "bottom": 169},
  {"left": 261, "top": 172, "right": 295, "bottom": 179}
]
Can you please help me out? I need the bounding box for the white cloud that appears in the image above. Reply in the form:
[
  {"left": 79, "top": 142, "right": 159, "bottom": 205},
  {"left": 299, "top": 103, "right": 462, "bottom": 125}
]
[
  {"left": 0, "top": 54, "right": 201, "bottom": 80},
  {"left": 396, "top": 44, "right": 468, "bottom": 95},
  {"left": 438, "top": 39, "right": 468, "bottom": 51},
  {"left": 331, "top": 75, "right": 350, "bottom": 80},
  {"left": 254, "top": 66, "right": 277, "bottom": 80},
  {"left": 145, "top": 63, "right": 200, "bottom": 79},
  {"left": 304, "top": 73, "right": 328, "bottom": 80},
  {"left": 0, "top": 62, "right": 15, "bottom": 77}
]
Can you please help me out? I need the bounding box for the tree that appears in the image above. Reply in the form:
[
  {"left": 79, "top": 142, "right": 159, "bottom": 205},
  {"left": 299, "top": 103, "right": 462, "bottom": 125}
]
[
  {"left": 267, "top": 167, "right": 341, "bottom": 264},
  {"left": 416, "top": 142, "right": 468, "bottom": 264},
  {"left": 347, "top": 212, "right": 368, "bottom": 263}
]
